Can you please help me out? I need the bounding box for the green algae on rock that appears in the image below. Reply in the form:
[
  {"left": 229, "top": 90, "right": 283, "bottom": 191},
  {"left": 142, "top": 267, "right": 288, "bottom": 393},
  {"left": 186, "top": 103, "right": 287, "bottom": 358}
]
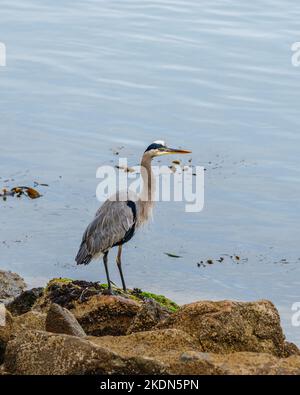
[
  {"left": 130, "top": 289, "right": 179, "bottom": 312},
  {"left": 39, "top": 278, "right": 178, "bottom": 313}
]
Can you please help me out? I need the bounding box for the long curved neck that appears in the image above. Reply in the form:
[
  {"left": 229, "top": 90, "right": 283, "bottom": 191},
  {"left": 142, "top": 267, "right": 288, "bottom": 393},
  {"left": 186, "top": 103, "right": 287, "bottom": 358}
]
[{"left": 138, "top": 154, "right": 156, "bottom": 224}]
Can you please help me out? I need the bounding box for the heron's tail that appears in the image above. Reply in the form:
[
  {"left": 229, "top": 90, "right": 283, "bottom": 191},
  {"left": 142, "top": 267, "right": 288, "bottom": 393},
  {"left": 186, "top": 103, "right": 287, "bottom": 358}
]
[{"left": 75, "top": 241, "right": 93, "bottom": 265}]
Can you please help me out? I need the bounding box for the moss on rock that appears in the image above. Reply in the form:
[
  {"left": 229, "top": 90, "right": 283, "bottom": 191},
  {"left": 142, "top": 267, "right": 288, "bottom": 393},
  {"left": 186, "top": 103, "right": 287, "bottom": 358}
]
[
  {"left": 130, "top": 289, "right": 179, "bottom": 312},
  {"left": 40, "top": 279, "right": 178, "bottom": 313},
  {"left": 46, "top": 278, "right": 73, "bottom": 289}
]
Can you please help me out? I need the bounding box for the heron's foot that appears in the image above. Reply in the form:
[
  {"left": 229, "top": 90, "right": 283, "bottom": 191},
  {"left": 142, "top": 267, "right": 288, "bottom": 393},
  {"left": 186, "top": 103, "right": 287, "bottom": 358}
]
[{"left": 102, "top": 287, "right": 114, "bottom": 296}]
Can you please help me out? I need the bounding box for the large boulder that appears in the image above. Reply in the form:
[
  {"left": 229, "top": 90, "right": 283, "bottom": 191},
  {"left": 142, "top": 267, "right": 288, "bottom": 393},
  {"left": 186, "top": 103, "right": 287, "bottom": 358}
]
[
  {"left": 32, "top": 279, "right": 178, "bottom": 337},
  {"left": 7, "top": 288, "right": 44, "bottom": 316},
  {"left": 0, "top": 271, "right": 26, "bottom": 304},
  {"left": 4, "top": 330, "right": 167, "bottom": 375},
  {"left": 46, "top": 304, "right": 86, "bottom": 337},
  {"left": 157, "top": 300, "right": 294, "bottom": 357},
  {"left": 31, "top": 278, "right": 178, "bottom": 337},
  {"left": 71, "top": 295, "right": 140, "bottom": 336},
  {"left": 0, "top": 307, "right": 13, "bottom": 363}
]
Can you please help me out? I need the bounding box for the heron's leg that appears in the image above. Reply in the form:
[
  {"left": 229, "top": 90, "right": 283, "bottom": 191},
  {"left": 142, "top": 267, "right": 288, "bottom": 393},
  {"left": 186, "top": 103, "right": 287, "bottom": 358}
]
[
  {"left": 103, "top": 252, "right": 112, "bottom": 294},
  {"left": 116, "top": 245, "right": 127, "bottom": 292}
]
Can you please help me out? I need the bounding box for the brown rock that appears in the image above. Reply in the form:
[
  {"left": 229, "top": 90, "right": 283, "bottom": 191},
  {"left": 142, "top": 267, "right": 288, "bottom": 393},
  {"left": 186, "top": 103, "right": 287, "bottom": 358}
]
[
  {"left": 46, "top": 303, "right": 86, "bottom": 337},
  {"left": 4, "top": 328, "right": 300, "bottom": 375},
  {"left": 71, "top": 295, "right": 140, "bottom": 336},
  {"left": 157, "top": 300, "right": 288, "bottom": 357},
  {"left": 4, "top": 330, "right": 166, "bottom": 375},
  {"left": 283, "top": 341, "right": 300, "bottom": 357},
  {"left": 89, "top": 330, "right": 300, "bottom": 375},
  {"left": 127, "top": 299, "right": 171, "bottom": 334},
  {"left": 89, "top": 328, "right": 199, "bottom": 361},
  {"left": 3, "top": 298, "right": 300, "bottom": 376},
  {"left": 0, "top": 365, "right": 9, "bottom": 375},
  {"left": 175, "top": 351, "right": 300, "bottom": 375},
  {"left": 0, "top": 307, "right": 13, "bottom": 363},
  {"left": 12, "top": 310, "right": 46, "bottom": 335}
]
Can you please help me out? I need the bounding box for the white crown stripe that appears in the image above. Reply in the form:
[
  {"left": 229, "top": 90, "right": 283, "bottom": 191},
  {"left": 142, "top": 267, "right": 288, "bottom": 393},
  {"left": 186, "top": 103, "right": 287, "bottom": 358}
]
[{"left": 153, "top": 140, "right": 166, "bottom": 146}]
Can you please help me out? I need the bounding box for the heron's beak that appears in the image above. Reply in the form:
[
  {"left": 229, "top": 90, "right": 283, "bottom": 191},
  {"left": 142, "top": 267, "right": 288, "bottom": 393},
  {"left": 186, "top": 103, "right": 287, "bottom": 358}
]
[{"left": 163, "top": 147, "right": 192, "bottom": 155}]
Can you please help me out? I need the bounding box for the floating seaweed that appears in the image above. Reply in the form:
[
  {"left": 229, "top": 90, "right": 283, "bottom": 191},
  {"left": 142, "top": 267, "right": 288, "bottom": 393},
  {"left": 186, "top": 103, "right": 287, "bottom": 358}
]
[
  {"left": 164, "top": 252, "right": 182, "bottom": 258},
  {"left": 197, "top": 254, "right": 246, "bottom": 268},
  {"left": 34, "top": 181, "right": 49, "bottom": 187},
  {"left": 172, "top": 160, "right": 181, "bottom": 165},
  {"left": 115, "top": 165, "right": 135, "bottom": 173},
  {"left": 0, "top": 186, "right": 42, "bottom": 200}
]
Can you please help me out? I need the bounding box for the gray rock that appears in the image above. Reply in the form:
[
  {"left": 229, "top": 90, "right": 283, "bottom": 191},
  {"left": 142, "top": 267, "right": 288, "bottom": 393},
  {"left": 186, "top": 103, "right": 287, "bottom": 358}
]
[
  {"left": 46, "top": 303, "right": 86, "bottom": 337},
  {"left": 0, "top": 271, "right": 26, "bottom": 304}
]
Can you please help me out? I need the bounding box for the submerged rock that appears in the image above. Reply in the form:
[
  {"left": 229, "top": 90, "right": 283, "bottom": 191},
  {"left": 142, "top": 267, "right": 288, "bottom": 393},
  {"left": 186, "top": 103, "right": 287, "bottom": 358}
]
[
  {"left": 46, "top": 303, "right": 86, "bottom": 338},
  {"left": 0, "top": 271, "right": 26, "bottom": 304}
]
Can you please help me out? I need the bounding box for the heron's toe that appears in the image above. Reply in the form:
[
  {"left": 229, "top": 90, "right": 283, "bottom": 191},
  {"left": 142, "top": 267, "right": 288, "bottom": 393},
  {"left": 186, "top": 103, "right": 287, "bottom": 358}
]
[{"left": 102, "top": 288, "right": 114, "bottom": 296}]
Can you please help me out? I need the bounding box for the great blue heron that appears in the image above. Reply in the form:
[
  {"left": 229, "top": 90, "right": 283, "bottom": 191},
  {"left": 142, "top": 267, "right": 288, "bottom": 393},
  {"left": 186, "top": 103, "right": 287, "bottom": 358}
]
[{"left": 75, "top": 140, "right": 191, "bottom": 294}]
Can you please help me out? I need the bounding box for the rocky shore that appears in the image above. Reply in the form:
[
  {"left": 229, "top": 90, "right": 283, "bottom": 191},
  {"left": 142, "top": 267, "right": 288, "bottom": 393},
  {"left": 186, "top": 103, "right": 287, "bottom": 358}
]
[{"left": 0, "top": 270, "right": 300, "bottom": 375}]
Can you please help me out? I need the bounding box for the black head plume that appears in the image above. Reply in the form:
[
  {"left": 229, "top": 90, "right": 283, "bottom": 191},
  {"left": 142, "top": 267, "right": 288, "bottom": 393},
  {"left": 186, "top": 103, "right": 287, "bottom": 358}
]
[{"left": 144, "top": 141, "right": 166, "bottom": 153}]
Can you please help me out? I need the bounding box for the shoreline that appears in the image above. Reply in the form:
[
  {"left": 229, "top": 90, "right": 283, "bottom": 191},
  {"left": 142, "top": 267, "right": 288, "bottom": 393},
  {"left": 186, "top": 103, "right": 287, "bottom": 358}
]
[{"left": 1, "top": 271, "right": 300, "bottom": 375}]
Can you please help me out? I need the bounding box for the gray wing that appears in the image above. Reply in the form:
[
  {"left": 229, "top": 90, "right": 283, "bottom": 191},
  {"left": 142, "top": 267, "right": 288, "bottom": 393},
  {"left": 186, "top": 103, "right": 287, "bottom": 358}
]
[{"left": 75, "top": 199, "right": 136, "bottom": 265}]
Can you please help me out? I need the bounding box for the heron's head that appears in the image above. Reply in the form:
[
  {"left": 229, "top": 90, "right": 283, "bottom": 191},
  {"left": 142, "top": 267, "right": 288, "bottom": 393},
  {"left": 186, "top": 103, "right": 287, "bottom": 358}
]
[{"left": 144, "top": 140, "right": 192, "bottom": 158}]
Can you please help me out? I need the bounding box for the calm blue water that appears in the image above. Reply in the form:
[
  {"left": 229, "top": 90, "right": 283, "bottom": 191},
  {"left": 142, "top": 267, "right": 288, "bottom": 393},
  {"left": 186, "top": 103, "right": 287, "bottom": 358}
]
[{"left": 1, "top": 0, "right": 300, "bottom": 345}]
